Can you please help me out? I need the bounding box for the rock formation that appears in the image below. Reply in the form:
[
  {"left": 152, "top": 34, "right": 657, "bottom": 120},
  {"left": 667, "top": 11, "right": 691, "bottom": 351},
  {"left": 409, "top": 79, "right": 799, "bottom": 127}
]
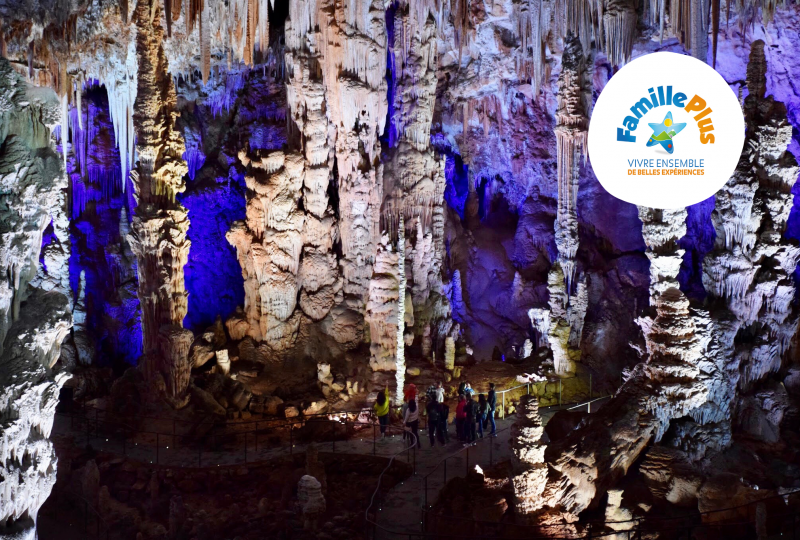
[
  {"left": 698, "top": 39, "right": 800, "bottom": 435},
  {"left": 510, "top": 394, "right": 548, "bottom": 516},
  {"left": 0, "top": 57, "right": 72, "bottom": 539},
  {"left": 128, "top": 0, "right": 193, "bottom": 406},
  {"left": 529, "top": 288, "right": 708, "bottom": 523},
  {"left": 516, "top": 43, "right": 800, "bottom": 527},
  {"left": 528, "top": 37, "right": 591, "bottom": 376}
]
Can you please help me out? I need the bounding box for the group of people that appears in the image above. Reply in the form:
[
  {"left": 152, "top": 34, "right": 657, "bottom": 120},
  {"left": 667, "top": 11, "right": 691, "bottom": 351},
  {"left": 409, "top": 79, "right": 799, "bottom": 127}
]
[
  {"left": 455, "top": 381, "right": 497, "bottom": 446},
  {"left": 371, "top": 380, "right": 498, "bottom": 449}
]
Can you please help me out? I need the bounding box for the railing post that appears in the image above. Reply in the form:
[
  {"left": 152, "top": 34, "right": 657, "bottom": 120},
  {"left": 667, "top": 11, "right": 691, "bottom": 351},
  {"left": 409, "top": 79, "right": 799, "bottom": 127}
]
[
  {"left": 502, "top": 392, "right": 505, "bottom": 419},
  {"left": 589, "top": 373, "right": 593, "bottom": 400}
]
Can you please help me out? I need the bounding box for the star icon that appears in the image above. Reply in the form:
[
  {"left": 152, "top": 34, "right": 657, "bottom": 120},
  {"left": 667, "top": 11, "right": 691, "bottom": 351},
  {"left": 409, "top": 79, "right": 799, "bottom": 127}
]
[{"left": 646, "top": 111, "right": 687, "bottom": 154}]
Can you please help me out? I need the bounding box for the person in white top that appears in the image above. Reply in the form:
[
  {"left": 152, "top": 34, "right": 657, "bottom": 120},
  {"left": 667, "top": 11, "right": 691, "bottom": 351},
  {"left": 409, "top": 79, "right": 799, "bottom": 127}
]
[
  {"left": 434, "top": 381, "right": 445, "bottom": 403},
  {"left": 403, "top": 399, "right": 421, "bottom": 448}
]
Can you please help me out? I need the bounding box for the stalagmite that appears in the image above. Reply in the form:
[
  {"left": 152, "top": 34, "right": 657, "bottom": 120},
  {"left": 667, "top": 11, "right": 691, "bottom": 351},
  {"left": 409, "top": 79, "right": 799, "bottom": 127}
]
[
  {"left": 366, "top": 234, "right": 400, "bottom": 372},
  {"left": 129, "top": 0, "right": 193, "bottom": 406},
  {"left": 227, "top": 150, "right": 305, "bottom": 351},
  {"left": 699, "top": 41, "right": 800, "bottom": 430},
  {"left": 511, "top": 395, "right": 548, "bottom": 516},
  {"left": 395, "top": 216, "right": 407, "bottom": 405},
  {"left": 530, "top": 288, "right": 709, "bottom": 522},
  {"left": 444, "top": 336, "right": 455, "bottom": 371},
  {"left": 637, "top": 207, "right": 688, "bottom": 304}
]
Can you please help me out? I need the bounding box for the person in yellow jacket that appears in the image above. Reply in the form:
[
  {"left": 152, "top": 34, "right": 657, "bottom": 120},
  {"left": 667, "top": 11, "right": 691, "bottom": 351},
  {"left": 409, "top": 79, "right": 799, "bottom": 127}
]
[{"left": 373, "top": 385, "right": 390, "bottom": 438}]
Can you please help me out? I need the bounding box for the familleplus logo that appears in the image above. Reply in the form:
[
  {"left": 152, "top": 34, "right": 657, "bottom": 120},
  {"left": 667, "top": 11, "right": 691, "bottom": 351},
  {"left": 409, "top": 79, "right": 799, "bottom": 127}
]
[{"left": 588, "top": 52, "right": 745, "bottom": 209}]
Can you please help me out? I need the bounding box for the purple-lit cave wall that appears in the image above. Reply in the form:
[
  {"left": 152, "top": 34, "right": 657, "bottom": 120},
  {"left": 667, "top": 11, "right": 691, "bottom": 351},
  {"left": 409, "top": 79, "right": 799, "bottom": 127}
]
[
  {"left": 443, "top": 152, "right": 470, "bottom": 219},
  {"left": 678, "top": 196, "right": 716, "bottom": 301},
  {"left": 180, "top": 170, "right": 246, "bottom": 332},
  {"left": 67, "top": 86, "right": 142, "bottom": 365},
  {"left": 177, "top": 70, "right": 286, "bottom": 332}
]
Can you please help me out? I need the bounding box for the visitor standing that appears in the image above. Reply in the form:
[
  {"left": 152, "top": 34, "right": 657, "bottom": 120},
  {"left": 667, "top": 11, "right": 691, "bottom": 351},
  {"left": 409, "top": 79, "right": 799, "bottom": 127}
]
[
  {"left": 401, "top": 397, "right": 409, "bottom": 442},
  {"left": 458, "top": 381, "right": 467, "bottom": 396},
  {"left": 404, "top": 399, "right": 421, "bottom": 448},
  {"left": 438, "top": 401, "right": 450, "bottom": 445},
  {"left": 465, "top": 383, "right": 475, "bottom": 399},
  {"left": 464, "top": 394, "right": 477, "bottom": 446},
  {"left": 477, "top": 394, "right": 488, "bottom": 439},
  {"left": 435, "top": 381, "right": 445, "bottom": 403},
  {"left": 426, "top": 399, "right": 439, "bottom": 448},
  {"left": 455, "top": 395, "right": 467, "bottom": 441},
  {"left": 487, "top": 382, "right": 497, "bottom": 437},
  {"left": 373, "top": 386, "right": 390, "bottom": 438}
]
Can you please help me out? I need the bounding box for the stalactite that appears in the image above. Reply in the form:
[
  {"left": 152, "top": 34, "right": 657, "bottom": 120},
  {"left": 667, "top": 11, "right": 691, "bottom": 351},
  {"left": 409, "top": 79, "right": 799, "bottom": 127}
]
[
  {"left": 554, "top": 33, "right": 590, "bottom": 291},
  {"left": 516, "top": 0, "right": 554, "bottom": 96},
  {"left": 602, "top": 0, "right": 637, "bottom": 66},
  {"left": 0, "top": 57, "right": 72, "bottom": 537},
  {"left": 671, "top": 0, "right": 710, "bottom": 62},
  {"left": 711, "top": 0, "right": 720, "bottom": 67},
  {"left": 129, "top": 0, "right": 192, "bottom": 406},
  {"left": 200, "top": 0, "right": 210, "bottom": 84},
  {"left": 165, "top": 0, "right": 172, "bottom": 37}
]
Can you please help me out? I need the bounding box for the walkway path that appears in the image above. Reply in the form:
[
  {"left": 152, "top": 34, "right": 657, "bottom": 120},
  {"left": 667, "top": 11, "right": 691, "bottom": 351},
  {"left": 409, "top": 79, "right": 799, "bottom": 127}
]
[
  {"left": 371, "top": 407, "right": 566, "bottom": 538},
  {"left": 51, "top": 397, "right": 604, "bottom": 540}
]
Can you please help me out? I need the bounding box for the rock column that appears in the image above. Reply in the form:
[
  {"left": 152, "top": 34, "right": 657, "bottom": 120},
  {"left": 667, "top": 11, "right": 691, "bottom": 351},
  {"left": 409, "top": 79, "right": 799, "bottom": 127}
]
[{"left": 129, "top": 0, "right": 193, "bottom": 405}]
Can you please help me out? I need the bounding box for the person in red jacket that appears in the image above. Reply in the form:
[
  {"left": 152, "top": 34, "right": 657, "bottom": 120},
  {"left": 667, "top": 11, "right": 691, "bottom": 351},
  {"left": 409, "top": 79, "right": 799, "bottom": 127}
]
[{"left": 455, "top": 395, "right": 467, "bottom": 442}]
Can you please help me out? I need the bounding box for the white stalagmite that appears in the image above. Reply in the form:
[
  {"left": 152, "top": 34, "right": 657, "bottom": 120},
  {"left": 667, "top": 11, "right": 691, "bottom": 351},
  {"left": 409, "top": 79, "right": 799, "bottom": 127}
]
[
  {"left": 637, "top": 207, "right": 688, "bottom": 305},
  {"left": 366, "top": 234, "right": 401, "bottom": 371},
  {"left": 395, "top": 216, "right": 406, "bottom": 405}
]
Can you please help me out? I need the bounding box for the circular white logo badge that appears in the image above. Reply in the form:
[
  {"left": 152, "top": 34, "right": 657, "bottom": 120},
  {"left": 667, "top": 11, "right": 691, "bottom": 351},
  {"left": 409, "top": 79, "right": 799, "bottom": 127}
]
[{"left": 588, "top": 52, "right": 745, "bottom": 209}]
